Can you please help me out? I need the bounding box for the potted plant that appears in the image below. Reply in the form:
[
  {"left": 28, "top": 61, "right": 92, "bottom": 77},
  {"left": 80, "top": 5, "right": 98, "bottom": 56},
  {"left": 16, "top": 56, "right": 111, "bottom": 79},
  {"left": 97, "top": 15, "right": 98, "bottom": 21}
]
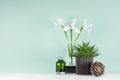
[{"left": 73, "top": 42, "right": 99, "bottom": 75}]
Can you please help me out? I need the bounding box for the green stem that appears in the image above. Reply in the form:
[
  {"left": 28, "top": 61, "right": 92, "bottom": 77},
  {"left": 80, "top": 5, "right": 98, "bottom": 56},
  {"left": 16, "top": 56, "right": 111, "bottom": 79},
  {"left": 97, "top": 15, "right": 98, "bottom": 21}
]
[
  {"left": 61, "top": 25, "right": 71, "bottom": 58},
  {"left": 61, "top": 25, "right": 69, "bottom": 44},
  {"left": 70, "top": 29, "right": 73, "bottom": 53},
  {"left": 70, "top": 29, "right": 73, "bottom": 64},
  {"left": 73, "top": 26, "right": 83, "bottom": 48}
]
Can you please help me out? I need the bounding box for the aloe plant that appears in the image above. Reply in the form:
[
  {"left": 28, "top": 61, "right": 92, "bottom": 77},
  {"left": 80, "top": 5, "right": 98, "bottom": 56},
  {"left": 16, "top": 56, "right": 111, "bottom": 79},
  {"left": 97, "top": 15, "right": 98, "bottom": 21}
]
[{"left": 73, "top": 42, "right": 99, "bottom": 58}]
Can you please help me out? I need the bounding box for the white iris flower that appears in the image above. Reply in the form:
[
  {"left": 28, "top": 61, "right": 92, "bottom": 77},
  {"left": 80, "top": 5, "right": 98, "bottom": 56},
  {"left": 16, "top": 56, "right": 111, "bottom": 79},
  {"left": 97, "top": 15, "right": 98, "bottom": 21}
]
[
  {"left": 72, "top": 26, "right": 80, "bottom": 33},
  {"left": 54, "top": 18, "right": 65, "bottom": 26},
  {"left": 63, "top": 25, "right": 71, "bottom": 31},
  {"left": 63, "top": 18, "right": 80, "bottom": 34},
  {"left": 83, "top": 19, "right": 93, "bottom": 34},
  {"left": 71, "top": 18, "right": 77, "bottom": 27}
]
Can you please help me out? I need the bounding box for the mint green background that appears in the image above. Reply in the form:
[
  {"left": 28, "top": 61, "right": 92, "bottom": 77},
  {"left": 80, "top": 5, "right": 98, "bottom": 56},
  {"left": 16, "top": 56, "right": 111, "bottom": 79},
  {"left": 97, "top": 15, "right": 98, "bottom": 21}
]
[{"left": 0, "top": 0, "right": 120, "bottom": 73}]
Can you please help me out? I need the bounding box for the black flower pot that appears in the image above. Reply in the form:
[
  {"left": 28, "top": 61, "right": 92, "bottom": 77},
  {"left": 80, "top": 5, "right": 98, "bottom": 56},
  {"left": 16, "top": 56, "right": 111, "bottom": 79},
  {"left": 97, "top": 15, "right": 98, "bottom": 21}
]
[
  {"left": 65, "top": 66, "right": 76, "bottom": 73},
  {"left": 76, "top": 57, "right": 93, "bottom": 75}
]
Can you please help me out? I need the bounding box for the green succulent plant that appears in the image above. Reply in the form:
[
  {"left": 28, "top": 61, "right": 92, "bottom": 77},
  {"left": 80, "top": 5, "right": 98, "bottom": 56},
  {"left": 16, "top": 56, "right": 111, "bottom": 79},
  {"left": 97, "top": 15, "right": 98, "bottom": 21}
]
[{"left": 73, "top": 42, "right": 100, "bottom": 58}]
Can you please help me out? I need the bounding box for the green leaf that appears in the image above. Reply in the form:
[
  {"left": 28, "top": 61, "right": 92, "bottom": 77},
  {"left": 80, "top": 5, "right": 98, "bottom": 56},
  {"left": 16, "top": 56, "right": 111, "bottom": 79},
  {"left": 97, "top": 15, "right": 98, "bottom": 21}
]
[{"left": 73, "top": 42, "right": 100, "bottom": 58}]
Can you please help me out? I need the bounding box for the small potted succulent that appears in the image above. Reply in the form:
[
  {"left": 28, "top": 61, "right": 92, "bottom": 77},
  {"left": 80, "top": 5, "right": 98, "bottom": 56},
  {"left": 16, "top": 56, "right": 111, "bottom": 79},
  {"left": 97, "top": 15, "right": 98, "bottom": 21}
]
[{"left": 73, "top": 42, "right": 99, "bottom": 75}]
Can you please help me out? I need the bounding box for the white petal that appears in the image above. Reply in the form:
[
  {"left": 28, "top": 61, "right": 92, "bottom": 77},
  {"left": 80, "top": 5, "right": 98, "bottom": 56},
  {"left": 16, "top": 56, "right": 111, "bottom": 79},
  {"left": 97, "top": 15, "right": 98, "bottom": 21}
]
[
  {"left": 57, "top": 18, "right": 65, "bottom": 26},
  {"left": 72, "top": 27, "right": 80, "bottom": 33},
  {"left": 83, "top": 18, "right": 88, "bottom": 30},
  {"left": 71, "top": 18, "right": 77, "bottom": 27},
  {"left": 74, "top": 29, "right": 80, "bottom": 33},
  {"left": 83, "top": 18, "right": 93, "bottom": 34},
  {"left": 87, "top": 24, "right": 93, "bottom": 30},
  {"left": 83, "top": 19, "right": 93, "bottom": 30},
  {"left": 63, "top": 25, "right": 71, "bottom": 31}
]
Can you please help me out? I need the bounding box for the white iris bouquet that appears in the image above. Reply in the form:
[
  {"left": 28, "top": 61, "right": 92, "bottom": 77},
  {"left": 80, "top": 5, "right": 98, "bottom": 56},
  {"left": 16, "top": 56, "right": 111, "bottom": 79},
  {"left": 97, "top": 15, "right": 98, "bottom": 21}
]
[{"left": 55, "top": 18, "right": 93, "bottom": 65}]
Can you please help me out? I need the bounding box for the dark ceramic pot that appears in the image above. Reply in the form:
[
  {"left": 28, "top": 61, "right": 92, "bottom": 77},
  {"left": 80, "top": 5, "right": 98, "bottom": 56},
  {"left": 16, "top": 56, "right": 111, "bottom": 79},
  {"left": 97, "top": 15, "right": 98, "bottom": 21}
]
[
  {"left": 65, "top": 66, "right": 76, "bottom": 73},
  {"left": 76, "top": 57, "right": 93, "bottom": 75}
]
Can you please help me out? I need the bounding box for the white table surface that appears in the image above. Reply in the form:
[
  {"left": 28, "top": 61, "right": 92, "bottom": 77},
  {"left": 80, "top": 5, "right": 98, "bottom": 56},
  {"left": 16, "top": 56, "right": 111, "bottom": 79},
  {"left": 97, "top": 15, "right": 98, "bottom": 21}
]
[{"left": 0, "top": 73, "right": 119, "bottom": 80}]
